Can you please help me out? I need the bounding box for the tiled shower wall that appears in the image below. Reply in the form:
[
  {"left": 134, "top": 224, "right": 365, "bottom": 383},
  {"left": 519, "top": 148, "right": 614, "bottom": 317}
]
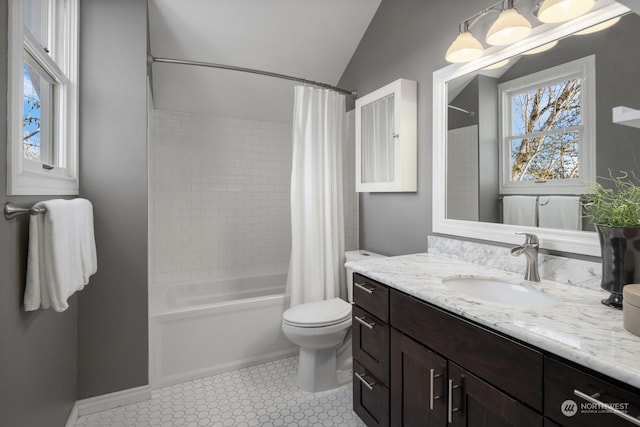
[{"left": 150, "top": 109, "right": 358, "bottom": 287}]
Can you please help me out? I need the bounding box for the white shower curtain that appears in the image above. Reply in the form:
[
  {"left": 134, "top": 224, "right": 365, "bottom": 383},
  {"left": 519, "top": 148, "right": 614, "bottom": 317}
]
[{"left": 287, "top": 86, "right": 346, "bottom": 307}]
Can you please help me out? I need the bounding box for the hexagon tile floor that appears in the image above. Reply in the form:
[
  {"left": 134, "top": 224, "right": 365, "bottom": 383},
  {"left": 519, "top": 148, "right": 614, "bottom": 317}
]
[{"left": 75, "top": 357, "right": 366, "bottom": 427}]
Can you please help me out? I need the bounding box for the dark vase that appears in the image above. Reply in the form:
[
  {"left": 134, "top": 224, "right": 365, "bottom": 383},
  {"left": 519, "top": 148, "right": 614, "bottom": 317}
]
[{"left": 596, "top": 224, "right": 640, "bottom": 308}]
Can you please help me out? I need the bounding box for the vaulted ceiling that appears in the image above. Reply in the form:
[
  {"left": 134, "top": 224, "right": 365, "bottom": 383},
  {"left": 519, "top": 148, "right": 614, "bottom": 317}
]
[{"left": 148, "top": 0, "right": 382, "bottom": 122}]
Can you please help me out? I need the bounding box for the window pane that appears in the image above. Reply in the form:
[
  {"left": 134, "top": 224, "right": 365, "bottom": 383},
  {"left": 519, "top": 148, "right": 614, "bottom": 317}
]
[
  {"left": 24, "top": 0, "right": 50, "bottom": 49},
  {"left": 510, "top": 131, "right": 580, "bottom": 181},
  {"left": 511, "top": 78, "right": 582, "bottom": 136},
  {"left": 23, "top": 62, "right": 53, "bottom": 164}
]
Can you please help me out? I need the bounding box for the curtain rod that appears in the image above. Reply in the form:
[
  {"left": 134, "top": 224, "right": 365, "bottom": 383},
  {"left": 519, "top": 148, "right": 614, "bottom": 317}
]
[{"left": 148, "top": 55, "right": 357, "bottom": 97}]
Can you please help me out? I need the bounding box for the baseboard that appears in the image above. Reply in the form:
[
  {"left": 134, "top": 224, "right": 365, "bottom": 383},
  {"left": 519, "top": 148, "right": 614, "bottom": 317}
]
[
  {"left": 65, "top": 402, "right": 79, "bottom": 427},
  {"left": 152, "top": 347, "right": 298, "bottom": 389},
  {"left": 76, "top": 385, "right": 151, "bottom": 417}
]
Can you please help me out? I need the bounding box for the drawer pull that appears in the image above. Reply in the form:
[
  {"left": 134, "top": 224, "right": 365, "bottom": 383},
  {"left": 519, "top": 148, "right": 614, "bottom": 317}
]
[
  {"left": 355, "top": 282, "right": 376, "bottom": 294},
  {"left": 354, "top": 315, "right": 376, "bottom": 330},
  {"left": 574, "top": 389, "right": 640, "bottom": 426},
  {"left": 429, "top": 368, "right": 443, "bottom": 410},
  {"left": 448, "top": 379, "right": 461, "bottom": 423},
  {"left": 355, "top": 371, "right": 376, "bottom": 391}
]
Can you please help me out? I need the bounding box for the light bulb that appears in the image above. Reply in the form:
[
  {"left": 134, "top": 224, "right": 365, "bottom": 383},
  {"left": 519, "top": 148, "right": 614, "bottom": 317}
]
[
  {"left": 537, "top": 0, "right": 596, "bottom": 24},
  {"left": 486, "top": 8, "right": 532, "bottom": 46},
  {"left": 445, "top": 31, "right": 484, "bottom": 63}
]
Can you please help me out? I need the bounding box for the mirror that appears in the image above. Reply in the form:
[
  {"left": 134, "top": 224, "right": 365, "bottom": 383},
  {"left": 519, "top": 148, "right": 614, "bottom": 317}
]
[
  {"left": 433, "top": 2, "right": 640, "bottom": 256},
  {"left": 361, "top": 93, "right": 396, "bottom": 184}
]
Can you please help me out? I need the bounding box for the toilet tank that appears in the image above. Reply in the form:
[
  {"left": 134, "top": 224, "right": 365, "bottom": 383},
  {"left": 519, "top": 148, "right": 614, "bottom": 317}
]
[{"left": 345, "top": 250, "right": 386, "bottom": 303}]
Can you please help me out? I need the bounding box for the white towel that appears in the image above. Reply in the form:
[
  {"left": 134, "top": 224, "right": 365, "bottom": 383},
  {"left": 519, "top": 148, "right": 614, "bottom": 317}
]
[
  {"left": 24, "top": 198, "right": 97, "bottom": 312},
  {"left": 503, "top": 196, "right": 537, "bottom": 226},
  {"left": 538, "top": 196, "right": 582, "bottom": 231}
]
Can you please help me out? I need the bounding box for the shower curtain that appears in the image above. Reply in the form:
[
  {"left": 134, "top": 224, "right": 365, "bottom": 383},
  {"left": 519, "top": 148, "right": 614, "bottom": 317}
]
[{"left": 287, "top": 86, "right": 346, "bottom": 307}]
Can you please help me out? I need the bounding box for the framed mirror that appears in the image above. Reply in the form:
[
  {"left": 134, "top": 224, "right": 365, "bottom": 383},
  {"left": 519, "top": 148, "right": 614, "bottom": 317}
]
[{"left": 433, "top": 1, "right": 638, "bottom": 256}]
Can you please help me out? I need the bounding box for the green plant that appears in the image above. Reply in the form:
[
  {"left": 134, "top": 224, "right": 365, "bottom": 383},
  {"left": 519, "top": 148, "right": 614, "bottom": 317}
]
[{"left": 584, "top": 171, "right": 640, "bottom": 228}]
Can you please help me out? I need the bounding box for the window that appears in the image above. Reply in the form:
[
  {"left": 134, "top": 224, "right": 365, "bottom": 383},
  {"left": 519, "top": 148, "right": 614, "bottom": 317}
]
[
  {"left": 498, "top": 56, "right": 595, "bottom": 195},
  {"left": 7, "top": 0, "right": 79, "bottom": 195}
]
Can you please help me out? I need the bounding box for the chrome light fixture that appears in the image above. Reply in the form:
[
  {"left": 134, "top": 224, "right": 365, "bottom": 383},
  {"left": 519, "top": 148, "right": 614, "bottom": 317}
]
[
  {"left": 486, "top": 0, "right": 532, "bottom": 46},
  {"left": 536, "top": 0, "right": 596, "bottom": 23},
  {"left": 445, "top": 21, "right": 484, "bottom": 63}
]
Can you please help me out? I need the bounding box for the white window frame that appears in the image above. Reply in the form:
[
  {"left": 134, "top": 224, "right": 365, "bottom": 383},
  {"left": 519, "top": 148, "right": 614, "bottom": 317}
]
[
  {"left": 7, "top": 0, "right": 79, "bottom": 195},
  {"left": 497, "top": 55, "right": 596, "bottom": 195}
]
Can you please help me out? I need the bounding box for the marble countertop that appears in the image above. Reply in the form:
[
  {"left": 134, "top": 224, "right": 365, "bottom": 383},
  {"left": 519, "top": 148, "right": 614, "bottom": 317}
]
[{"left": 346, "top": 252, "right": 640, "bottom": 390}]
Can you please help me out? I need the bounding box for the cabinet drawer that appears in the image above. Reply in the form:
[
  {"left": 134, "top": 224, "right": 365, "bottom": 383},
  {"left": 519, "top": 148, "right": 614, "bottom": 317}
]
[
  {"left": 353, "top": 305, "right": 390, "bottom": 386},
  {"left": 390, "top": 290, "right": 543, "bottom": 411},
  {"left": 353, "top": 274, "right": 389, "bottom": 322},
  {"left": 545, "top": 357, "right": 640, "bottom": 427},
  {"left": 353, "top": 360, "right": 390, "bottom": 427}
]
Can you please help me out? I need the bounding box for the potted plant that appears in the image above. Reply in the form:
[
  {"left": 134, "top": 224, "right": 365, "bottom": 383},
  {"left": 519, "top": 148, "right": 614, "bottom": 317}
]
[{"left": 584, "top": 171, "right": 640, "bottom": 308}]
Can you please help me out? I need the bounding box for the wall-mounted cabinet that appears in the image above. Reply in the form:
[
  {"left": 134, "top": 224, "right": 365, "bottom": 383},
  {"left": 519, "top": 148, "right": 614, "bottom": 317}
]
[{"left": 355, "top": 79, "right": 417, "bottom": 192}]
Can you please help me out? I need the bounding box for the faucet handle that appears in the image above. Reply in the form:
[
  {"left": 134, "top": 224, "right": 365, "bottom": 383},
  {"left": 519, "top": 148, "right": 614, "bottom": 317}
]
[{"left": 516, "top": 232, "right": 539, "bottom": 245}]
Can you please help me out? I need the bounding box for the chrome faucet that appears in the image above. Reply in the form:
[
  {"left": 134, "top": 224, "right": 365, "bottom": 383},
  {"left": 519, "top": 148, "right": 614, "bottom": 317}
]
[{"left": 511, "top": 233, "right": 540, "bottom": 282}]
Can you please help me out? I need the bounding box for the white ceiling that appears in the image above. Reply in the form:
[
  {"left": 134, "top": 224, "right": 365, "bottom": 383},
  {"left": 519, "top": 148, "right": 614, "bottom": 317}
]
[{"left": 148, "top": 0, "right": 382, "bottom": 122}]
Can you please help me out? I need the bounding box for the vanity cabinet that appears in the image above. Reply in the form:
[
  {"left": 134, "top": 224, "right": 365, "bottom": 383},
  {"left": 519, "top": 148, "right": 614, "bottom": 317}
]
[
  {"left": 353, "top": 273, "right": 391, "bottom": 426},
  {"left": 352, "top": 273, "right": 640, "bottom": 427},
  {"left": 545, "top": 357, "right": 640, "bottom": 426},
  {"left": 355, "top": 78, "right": 417, "bottom": 193}
]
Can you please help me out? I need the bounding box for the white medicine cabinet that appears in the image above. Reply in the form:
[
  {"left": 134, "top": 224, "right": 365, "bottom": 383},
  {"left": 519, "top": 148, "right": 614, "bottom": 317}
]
[{"left": 355, "top": 78, "right": 417, "bottom": 192}]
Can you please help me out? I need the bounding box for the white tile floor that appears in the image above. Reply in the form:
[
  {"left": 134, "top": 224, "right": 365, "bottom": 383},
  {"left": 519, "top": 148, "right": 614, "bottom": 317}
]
[{"left": 76, "top": 357, "right": 366, "bottom": 427}]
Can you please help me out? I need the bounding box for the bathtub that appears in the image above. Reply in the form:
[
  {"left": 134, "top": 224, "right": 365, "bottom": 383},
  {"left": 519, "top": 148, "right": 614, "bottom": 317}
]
[{"left": 149, "top": 273, "right": 296, "bottom": 387}]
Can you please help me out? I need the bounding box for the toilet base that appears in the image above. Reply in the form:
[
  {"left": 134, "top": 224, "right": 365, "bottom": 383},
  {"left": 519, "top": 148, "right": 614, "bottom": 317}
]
[{"left": 297, "top": 347, "right": 340, "bottom": 392}]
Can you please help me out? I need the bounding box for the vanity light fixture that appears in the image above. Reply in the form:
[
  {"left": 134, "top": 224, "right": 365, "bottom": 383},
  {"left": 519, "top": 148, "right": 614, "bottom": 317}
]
[
  {"left": 536, "top": 0, "right": 596, "bottom": 23},
  {"left": 574, "top": 16, "right": 621, "bottom": 34},
  {"left": 486, "top": 0, "right": 532, "bottom": 46},
  {"left": 445, "top": 21, "right": 484, "bottom": 63},
  {"left": 522, "top": 40, "right": 558, "bottom": 54},
  {"left": 445, "top": 0, "right": 532, "bottom": 63}
]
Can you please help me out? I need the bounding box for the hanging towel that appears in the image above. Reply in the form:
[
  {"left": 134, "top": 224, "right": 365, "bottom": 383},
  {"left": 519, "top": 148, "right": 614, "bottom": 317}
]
[
  {"left": 503, "top": 196, "right": 537, "bottom": 226},
  {"left": 24, "top": 198, "right": 97, "bottom": 312},
  {"left": 538, "top": 196, "right": 582, "bottom": 231}
]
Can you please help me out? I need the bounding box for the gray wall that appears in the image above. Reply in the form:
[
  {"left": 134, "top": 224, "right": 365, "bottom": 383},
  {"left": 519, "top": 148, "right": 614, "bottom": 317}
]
[
  {"left": 0, "top": 1, "right": 77, "bottom": 426},
  {"left": 339, "top": 0, "right": 484, "bottom": 256},
  {"left": 339, "top": 0, "right": 640, "bottom": 256},
  {"left": 77, "top": 0, "right": 149, "bottom": 398}
]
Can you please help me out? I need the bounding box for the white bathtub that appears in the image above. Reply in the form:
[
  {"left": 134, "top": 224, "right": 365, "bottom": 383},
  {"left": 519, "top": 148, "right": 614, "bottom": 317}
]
[{"left": 149, "top": 273, "right": 296, "bottom": 387}]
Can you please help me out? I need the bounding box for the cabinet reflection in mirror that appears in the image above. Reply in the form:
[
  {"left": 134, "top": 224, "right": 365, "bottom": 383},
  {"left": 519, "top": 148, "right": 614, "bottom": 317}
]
[{"left": 445, "top": 11, "right": 640, "bottom": 232}]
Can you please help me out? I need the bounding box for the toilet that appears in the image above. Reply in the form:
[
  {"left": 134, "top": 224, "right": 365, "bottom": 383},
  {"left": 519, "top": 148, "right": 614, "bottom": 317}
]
[{"left": 282, "top": 250, "right": 385, "bottom": 392}]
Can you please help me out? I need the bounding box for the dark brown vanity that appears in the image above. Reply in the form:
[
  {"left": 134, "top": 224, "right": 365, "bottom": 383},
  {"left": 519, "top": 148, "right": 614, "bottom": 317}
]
[{"left": 351, "top": 273, "right": 640, "bottom": 427}]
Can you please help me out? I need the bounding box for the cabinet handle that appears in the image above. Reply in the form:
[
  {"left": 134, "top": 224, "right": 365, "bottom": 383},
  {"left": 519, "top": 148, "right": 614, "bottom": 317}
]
[
  {"left": 354, "top": 315, "right": 376, "bottom": 330},
  {"left": 429, "top": 368, "right": 442, "bottom": 410},
  {"left": 354, "top": 282, "right": 376, "bottom": 294},
  {"left": 574, "top": 389, "right": 640, "bottom": 426},
  {"left": 355, "top": 371, "right": 376, "bottom": 391},
  {"left": 448, "top": 379, "right": 461, "bottom": 424}
]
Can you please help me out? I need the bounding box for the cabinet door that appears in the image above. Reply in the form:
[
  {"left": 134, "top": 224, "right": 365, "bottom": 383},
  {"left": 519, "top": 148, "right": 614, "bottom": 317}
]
[
  {"left": 448, "top": 363, "right": 543, "bottom": 427},
  {"left": 390, "top": 329, "right": 447, "bottom": 427}
]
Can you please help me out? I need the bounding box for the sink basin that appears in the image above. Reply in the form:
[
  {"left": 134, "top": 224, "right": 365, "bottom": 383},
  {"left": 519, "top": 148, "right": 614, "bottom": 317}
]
[{"left": 442, "top": 276, "right": 558, "bottom": 308}]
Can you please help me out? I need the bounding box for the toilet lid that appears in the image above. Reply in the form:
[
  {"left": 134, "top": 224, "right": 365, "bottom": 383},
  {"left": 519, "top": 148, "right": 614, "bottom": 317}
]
[{"left": 283, "top": 298, "right": 352, "bottom": 327}]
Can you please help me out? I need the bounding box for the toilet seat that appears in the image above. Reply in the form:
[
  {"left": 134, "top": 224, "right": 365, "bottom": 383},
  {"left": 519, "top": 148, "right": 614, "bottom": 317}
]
[{"left": 282, "top": 298, "right": 352, "bottom": 328}]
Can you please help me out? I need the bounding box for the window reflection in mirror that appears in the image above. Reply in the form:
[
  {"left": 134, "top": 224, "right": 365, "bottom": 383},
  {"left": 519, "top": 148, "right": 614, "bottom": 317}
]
[{"left": 445, "top": 11, "right": 640, "bottom": 232}]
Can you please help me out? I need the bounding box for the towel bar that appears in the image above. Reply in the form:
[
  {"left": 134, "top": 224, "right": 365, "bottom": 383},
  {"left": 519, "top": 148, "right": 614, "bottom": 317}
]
[{"left": 4, "top": 202, "right": 47, "bottom": 220}]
